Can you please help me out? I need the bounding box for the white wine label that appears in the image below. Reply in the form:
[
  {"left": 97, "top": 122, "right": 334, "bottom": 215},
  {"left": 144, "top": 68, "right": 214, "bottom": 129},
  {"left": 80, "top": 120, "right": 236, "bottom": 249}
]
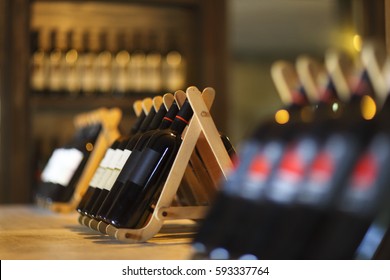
[
  {"left": 95, "top": 168, "right": 112, "bottom": 190},
  {"left": 41, "top": 148, "right": 64, "bottom": 183},
  {"left": 89, "top": 166, "right": 105, "bottom": 188},
  {"left": 56, "top": 148, "right": 84, "bottom": 186},
  {"left": 115, "top": 149, "right": 131, "bottom": 170},
  {"left": 100, "top": 148, "right": 115, "bottom": 169},
  {"left": 104, "top": 169, "right": 121, "bottom": 191},
  {"left": 109, "top": 149, "right": 125, "bottom": 169}
]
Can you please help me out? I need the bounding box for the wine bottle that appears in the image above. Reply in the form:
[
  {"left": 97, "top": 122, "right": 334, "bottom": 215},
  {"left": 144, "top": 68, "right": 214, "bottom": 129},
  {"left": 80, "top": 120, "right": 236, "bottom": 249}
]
[
  {"left": 95, "top": 97, "right": 179, "bottom": 224},
  {"left": 81, "top": 99, "right": 158, "bottom": 217},
  {"left": 77, "top": 105, "right": 146, "bottom": 215},
  {"left": 128, "top": 30, "right": 146, "bottom": 93},
  {"left": 62, "top": 30, "right": 81, "bottom": 97},
  {"left": 302, "top": 48, "right": 390, "bottom": 260},
  {"left": 47, "top": 29, "right": 64, "bottom": 94},
  {"left": 103, "top": 98, "right": 194, "bottom": 229},
  {"left": 162, "top": 31, "right": 186, "bottom": 93},
  {"left": 79, "top": 138, "right": 128, "bottom": 216},
  {"left": 30, "top": 29, "right": 49, "bottom": 94},
  {"left": 95, "top": 30, "right": 113, "bottom": 96},
  {"left": 144, "top": 30, "right": 162, "bottom": 94},
  {"left": 76, "top": 139, "right": 120, "bottom": 214},
  {"left": 112, "top": 31, "right": 130, "bottom": 96},
  {"left": 192, "top": 60, "right": 312, "bottom": 260},
  {"left": 37, "top": 123, "right": 102, "bottom": 203},
  {"left": 79, "top": 31, "right": 97, "bottom": 96},
  {"left": 87, "top": 97, "right": 171, "bottom": 219}
]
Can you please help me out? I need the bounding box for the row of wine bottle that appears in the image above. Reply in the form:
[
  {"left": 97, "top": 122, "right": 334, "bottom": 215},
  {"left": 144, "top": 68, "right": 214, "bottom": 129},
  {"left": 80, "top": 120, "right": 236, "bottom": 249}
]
[
  {"left": 36, "top": 88, "right": 235, "bottom": 232},
  {"left": 30, "top": 28, "right": 187, "bottom": 97},
  {"left": 192, "top": 43, "right": 390, "bottom": 260}
]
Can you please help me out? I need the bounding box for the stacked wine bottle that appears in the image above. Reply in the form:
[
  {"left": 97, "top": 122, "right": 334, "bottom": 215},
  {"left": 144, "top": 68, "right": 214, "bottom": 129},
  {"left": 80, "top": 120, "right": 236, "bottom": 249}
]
[
  {"left": 192, "top": 42, "right": 390, "bottom": 260},
  {"left": 36, "top": 108, "right": 122, "bottom": 212},
  {"left": 75, "top": 87, "right": 235, "bottom": 241}
]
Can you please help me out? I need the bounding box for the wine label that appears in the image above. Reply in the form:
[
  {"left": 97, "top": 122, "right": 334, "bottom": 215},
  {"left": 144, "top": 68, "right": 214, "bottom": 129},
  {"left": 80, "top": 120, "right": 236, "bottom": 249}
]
[
  {"left": 297, "top": 133, "right": 354, "bottom": 207},
  {"left": 98, "top": 149, "right": 123, "bottom": 190},
  {"left": 265, "top": 136, "right": 318, "bottom": 204},
  {"left": 57, "top": 148, "right": 84, "bottom": 186},
  {"left": 222, "top": 140, "right": 261, "bottom": 196},
  {"left": 41, "top": 148, "right": 64, "bottom": 183},
  {"left": 102, "top": 170, "right": 118, "bottom": 191},
  {"left": 116, "top": 149, "right": 142, "bottom": 184},
  {"left": 128, "top": 148, "right": 161, "bottom": 186},
  {"left": 89, "top": 166, "right": 105, "bottom": 188},
  {"left": 240, "top": 140, "right": 284, "bottom": 200},
  {"left": 340, "top": 133, "right": 390, "bottom": 214},
  {"left": 101, "top": 148, "right": 116, "bottom": 169},
  {"left": 115, "top": 149, "right": 131, "bottom": 170}
]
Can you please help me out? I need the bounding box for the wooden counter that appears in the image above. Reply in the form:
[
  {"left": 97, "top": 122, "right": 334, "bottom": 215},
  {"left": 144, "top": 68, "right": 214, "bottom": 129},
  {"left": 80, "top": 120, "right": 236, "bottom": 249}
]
[{"left": 0, "top": 205, "right": 195, "bottom": 260}]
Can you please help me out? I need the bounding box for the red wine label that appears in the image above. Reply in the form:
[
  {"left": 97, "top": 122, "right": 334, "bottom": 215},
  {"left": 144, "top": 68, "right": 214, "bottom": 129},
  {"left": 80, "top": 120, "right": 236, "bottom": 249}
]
[
  {"left": 309, "top": 151, "right": 334, "bottom": 184},
  {"left": 240, "top": 140, "right": 284, "bottom": 200},
  {"left": 223, "top": 140, "right": 262, "bottom": 196},
  {"left": 266, "top": 136, "right": 318, "bottom": 204},
  {"left": 298, "top": 133, "right": 355, "bottom": 206},
  {"left": 349, "top": 153, "right": 377, "bottom": 191},
  {"left": 340, "top": 133, "right": 390, "bottom": 213}
]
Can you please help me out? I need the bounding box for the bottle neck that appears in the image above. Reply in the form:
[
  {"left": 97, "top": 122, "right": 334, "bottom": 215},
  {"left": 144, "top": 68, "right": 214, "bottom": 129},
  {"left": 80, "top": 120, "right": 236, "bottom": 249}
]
[
  {"left": 169, "top": 100, "right": 193, "bottom": 135},
  {"left": 159, "top": 101, "right": 179, "bottom": 130},
  {"left": 148, "top": 105, "right": 167, "bottom": 131},
  {"left": 130, "top": 111, "right": 146, "bottom": 135},
  {"left": 138, "top": 108, "right": 156, "bottom": 133}
]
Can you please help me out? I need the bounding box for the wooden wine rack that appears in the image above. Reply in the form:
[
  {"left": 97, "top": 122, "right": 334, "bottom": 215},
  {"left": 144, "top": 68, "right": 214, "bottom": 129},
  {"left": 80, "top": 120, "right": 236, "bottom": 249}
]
[
  {"left": 84, "top": 86, "right": 233, "bottom": 243},
  {"left": 36, "top": 107, "right": 122, "bottom": 213}
]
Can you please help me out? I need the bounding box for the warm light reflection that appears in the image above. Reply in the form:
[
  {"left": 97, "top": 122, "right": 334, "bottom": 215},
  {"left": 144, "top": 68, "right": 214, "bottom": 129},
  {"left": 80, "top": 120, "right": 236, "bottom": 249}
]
[
  {"left": 86, "top": 142, "right": 94, "bottom": 152},
  {"left": 166, "top": 51, "right": 182, "bottom": 66},
  {"left": 65, "top": 49, "right": 78, "bottom": 64},
  {"left": 332, "top": 102, "right": 339, "bottom": 112},
  {"left": 275, "top": 109, "right": 289, "bottom": 124},
  {"left": 116, "top": 50, "right": 130, "bottom": 65},
  {"left": 353, "top": 34, "right": 362, "bottom": 52},
  {"left": 361, "top": 95, "right": 376, "bottom": 120}
]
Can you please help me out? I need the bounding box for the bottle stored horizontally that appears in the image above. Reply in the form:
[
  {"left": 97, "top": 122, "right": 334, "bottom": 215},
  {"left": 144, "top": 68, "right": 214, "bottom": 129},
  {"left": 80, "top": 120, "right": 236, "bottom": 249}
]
[
  {"left": 37, "top": 123, "right": 102, "bottom": 203},
  {"left": 76, "top": 109, "right": 146, "bottom": 215},
  {"left": 96, "top": 100, "right": 179, "bottom": 224},
  {"left": 87, "top": 100, "right": 171, "bottom": 219},
  {"left": 192, "top": 61, "right": 313, "bottom": 260},
  {"left": 81, "top": 101, "right": 158, "bottom": 218},
  {"left": 103, "top": 99, "right": 193, "bottom": 229}
]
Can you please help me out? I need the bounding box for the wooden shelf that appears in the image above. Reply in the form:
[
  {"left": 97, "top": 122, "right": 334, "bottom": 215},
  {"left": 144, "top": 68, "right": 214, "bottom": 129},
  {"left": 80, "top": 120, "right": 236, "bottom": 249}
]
[{"left": 0, "top": 205, "right": 195, "bottom": 260}]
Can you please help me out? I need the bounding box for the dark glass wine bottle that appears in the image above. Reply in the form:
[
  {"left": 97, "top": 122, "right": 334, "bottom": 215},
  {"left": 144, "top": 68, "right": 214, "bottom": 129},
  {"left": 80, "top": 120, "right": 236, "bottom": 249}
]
[
  {"left": 76, "top": 110, "right": 146, "bottom": 215},
  {"left": 76, "top": 139, "right": 120, "bottom": 214},
  {"left": 37, "top": 123, "right": 102, "bottom": 203},
  {"left": 103, "top": 99, "right": 194, "bottom": 229},
  {"left": 81, "top": 103, "right": 158, "bottom": 217},
  {"left": 95, "top": 100, "right": 179, "bottom": 224},
  {"left": 87, "top": 100, "right": 172, "bottom": 219},
  {"left": 298, "top": 66, "right": 379, "bottom": 260},
  {"left": 192, "top": 80, "right": 312, "bottom": 259}
]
